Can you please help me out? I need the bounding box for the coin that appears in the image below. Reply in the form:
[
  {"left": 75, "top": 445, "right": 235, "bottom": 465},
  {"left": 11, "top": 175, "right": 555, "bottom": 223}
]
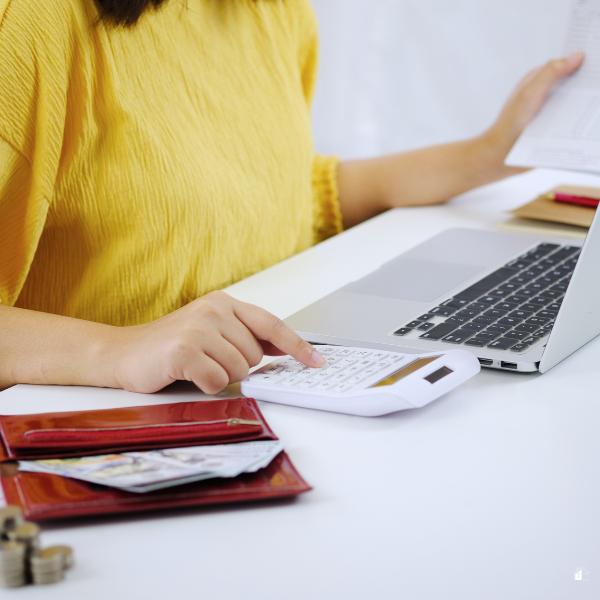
[
  {"left": 0, "top": 506, "right": 24, "bottom": 535},
  {"left": 43, "top": 545, "right": 74, "bottom": 570},
  {"left": 30, "top": 550, "right": 64, "bottom": 585},
  {"left": 6, "top": 522, "right": 40, "bottom": 545},
  {"left": 0, "top": 541, "right": 27, "bottom": 588}
]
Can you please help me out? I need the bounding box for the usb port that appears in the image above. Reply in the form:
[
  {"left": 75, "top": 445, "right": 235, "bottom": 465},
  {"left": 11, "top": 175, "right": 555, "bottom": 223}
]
[
  {"left": 501, "top": 361, "right": 518, "bottom": 370},
  {"left": 478, "top": 358, "right": 493, "bottom": 366}
]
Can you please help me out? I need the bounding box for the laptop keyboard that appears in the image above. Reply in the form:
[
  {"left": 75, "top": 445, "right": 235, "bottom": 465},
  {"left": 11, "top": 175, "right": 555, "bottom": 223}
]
[{"left": 393, "top": 243, "right": 580, "bottom": 353}]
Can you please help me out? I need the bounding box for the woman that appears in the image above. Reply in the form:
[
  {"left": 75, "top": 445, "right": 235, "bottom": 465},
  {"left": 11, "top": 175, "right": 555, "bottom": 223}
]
[{"left": 0, "top": 0, "right": 583, "bottom": 394}]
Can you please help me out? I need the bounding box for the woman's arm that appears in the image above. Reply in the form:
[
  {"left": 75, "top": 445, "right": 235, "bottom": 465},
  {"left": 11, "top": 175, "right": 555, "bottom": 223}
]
[
  {"left": 0, "top": 293, "right": 326, "bottom": 393},
  {"left": 337, "top": 53, "right": 584, "bottom": 228}
]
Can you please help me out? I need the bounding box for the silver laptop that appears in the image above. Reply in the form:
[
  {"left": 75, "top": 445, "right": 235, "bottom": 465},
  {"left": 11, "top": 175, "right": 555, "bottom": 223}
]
[{"left": 285, "top": 210, "right": 600, "bottom": 373}]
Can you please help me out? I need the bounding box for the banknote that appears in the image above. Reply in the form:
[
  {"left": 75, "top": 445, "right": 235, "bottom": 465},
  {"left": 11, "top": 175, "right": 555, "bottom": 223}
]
[{"left": 18, "top": 441, "right": 284, "bottom": 493}]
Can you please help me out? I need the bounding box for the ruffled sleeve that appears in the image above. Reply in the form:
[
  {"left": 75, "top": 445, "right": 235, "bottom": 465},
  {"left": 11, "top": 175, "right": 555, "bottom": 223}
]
[{"left": 293, "top": 0, "right": 343, "bottom": 243}]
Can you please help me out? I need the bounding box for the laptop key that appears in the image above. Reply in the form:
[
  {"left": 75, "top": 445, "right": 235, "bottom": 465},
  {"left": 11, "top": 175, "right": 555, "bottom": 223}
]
[
  {"left": 525, "top": 317, "right": 549, "bottom": 326},
  {"left": 417, "top": 322, "right": 435, "bottom": 331},
  {"left": 515, "top": 324, "right": 538, "bottom": 333},
  {"left": 521, "top": 336, "right": 537, "bottom": 345},
  {"left": 440, "top": 299, "right": 470, "bottom": 309},
  {"left": 529, "top": 296, "right": 551, "bottom": 306},
  {"left": 487, "top": 338, "right": 518, "bottom": 350},
  {"left": 406, "top": 321, "right": 422, "bottom": 328},
  {"left": 505, "top": 259, "right": 534, "bottom": 269},
  {"left": 537, "top": 310, "right": 558, "bottom": 319},
  {"left": 498, "top": 317, "right": 523, "bottom": 327},
  {"left": 509, "top": 343, "right": 529, "bottom": 352},
  {"left": 441, "top": 330, "right": 474, "bottom": 344},
  {"left": 546, "top": 302, "right": 561, "bottom": 311},
  {"left": 419, "top": 323, "right": 460, "bottom": 340},
  {"left": 393, "top": 327, "right": 412, "bottom": 336},
  {"left": 464, "top": 339, "right": 486, "bottom": 347},
  {"left": 504, "top": 330, "right": 527, "bottom": 339},
  {"left": 478, "top": 296, "right": 498, "bottom": 304},
  {"left": 509, "top": 310, "right": 534, "bottom": 319},
  {"left": 484, "top": 309, "right": 508, "bottom": 318},
  {"left": 505, "top": 295, "right": 529, "bottom": 304},
  {"left": 518, "top": 303, "right": 538, "bottom": 312},
  {"left": 456, "top": 309, "right": 482, "bottom": 318},
  {"left": 416, "top": 313, "right": 435, "bottom": 321},
  {"left": 460, "top": 321, "right": 486, "bottom": 332},
  {"left": 467, "top": 302, "right": 489, "bottom": 311},
  {"left": 494, "top": 302, "right": 520, "bottom": 311},
  {"left": 532, "top": 330, "right": 547, "bottom": 338},
  {"left": 445, "top": 316, "right": 470, "bottom": 325},
  {"left": 472, "top": 315, "right": 496, "bottom": 325},
  {"left": 429, "top": 306, "right": 456, "bottom": 316},
  {"left": 487, "top": 324, "right": 511, "bottom": 334},
  {"left": 473, "top": 331, "right": 501, "bottom": 341},
  {"left": 538, "top": 290, "right": 562, "bottom": 299}
]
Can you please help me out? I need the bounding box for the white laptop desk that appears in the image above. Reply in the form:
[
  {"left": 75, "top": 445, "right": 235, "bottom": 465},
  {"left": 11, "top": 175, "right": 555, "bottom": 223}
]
[{"left": 1, "top": 169, "right": 599, "bottom": 600}]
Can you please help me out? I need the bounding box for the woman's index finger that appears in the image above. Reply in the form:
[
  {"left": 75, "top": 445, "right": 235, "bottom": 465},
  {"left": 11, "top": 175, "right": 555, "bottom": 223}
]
[{"left": 232, "top": 300, "right": 326, "bottom": 368}]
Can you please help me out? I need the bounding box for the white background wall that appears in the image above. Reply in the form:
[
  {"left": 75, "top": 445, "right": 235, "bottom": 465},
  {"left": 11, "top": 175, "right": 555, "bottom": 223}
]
[{"left": 310, "top": 0, "right": 573, "bottom": 159}]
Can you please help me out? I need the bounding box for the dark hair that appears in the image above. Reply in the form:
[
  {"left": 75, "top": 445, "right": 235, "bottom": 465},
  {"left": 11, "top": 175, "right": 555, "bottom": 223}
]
[{"left": 95, "top": 0, "right": 169, "bottom": 27}]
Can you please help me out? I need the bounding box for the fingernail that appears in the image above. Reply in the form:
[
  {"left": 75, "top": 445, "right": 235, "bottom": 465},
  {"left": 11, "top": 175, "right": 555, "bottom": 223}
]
[
  {"left": 312, "top": 350, "right": 327, "bottom": 367},
  {"left": 567, "top": 51, "right": 583, "bottom": 67}
]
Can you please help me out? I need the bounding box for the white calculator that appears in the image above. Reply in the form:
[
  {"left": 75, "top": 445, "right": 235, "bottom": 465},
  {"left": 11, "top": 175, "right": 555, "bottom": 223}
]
[{"left": 241, "top": 346, "right": 480, "bottom": 417}]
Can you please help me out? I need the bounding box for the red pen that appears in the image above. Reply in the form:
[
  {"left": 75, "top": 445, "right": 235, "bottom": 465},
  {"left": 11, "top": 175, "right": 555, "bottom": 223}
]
[{"left": 553, "top": 193, "right": 599, "bottom": 208}]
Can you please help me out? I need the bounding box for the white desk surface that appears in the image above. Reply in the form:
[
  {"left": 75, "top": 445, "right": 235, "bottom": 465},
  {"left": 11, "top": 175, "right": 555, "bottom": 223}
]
[{"left": 1, "top": 169, "right": 599, "bottom": 600}]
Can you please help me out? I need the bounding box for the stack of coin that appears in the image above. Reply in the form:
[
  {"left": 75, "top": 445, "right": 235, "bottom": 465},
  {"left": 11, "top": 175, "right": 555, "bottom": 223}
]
[
  {"left": 0, "top": 541, "right": 27, "bottom": 588},
  {"left": 0, "top": 505, "right": 74, "bottom": 588},
  {"left": 30, "top": 549, "right": 64, "bottom": 585}
]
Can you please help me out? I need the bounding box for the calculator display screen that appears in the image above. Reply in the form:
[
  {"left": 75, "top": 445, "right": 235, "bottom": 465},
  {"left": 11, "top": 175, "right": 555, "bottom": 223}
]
[{"left": 371, "top": 356, "right": 442, "bottom": 387}]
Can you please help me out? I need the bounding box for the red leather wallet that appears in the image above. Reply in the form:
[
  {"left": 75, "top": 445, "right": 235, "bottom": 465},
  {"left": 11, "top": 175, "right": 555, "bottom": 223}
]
[{"left": 0, "top": 399, "right": 311, "bottom": 520}]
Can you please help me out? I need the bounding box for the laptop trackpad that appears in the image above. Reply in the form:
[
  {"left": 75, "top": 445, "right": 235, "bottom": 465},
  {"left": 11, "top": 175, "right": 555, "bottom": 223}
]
[{"left": 344, "top": 258, "right": 484, "bottom": 303}]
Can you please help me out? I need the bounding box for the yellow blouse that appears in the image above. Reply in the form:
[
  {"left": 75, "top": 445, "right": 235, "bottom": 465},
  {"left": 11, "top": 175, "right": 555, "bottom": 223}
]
[{"left": 0, "top": 0, "right": 342, "bottom": 326}]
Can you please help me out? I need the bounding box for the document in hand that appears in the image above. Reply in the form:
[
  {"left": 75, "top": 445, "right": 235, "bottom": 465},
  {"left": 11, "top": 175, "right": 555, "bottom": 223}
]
[{"left": 506, "top": 0, "right": 600, "bottom": 174}]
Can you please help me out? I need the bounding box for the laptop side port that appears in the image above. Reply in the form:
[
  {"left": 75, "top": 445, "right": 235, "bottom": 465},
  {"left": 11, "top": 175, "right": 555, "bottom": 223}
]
[
  {"left": 478, "top": 358, "right": 493, "bottom": 366},
  {"left": 501, "top": 361, "right": 518, "bottom": 370}
]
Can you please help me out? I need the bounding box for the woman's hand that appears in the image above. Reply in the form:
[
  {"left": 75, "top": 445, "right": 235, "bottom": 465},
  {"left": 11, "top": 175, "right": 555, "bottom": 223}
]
[
  {"left": 111, "top": 291, "right": 326, "bottom": 394},
  {"left": 338, "top": 52, "right": 585, "bottom": 228},
  {"left": 483, "top": 52, "right": 584, "bottom": 171}
]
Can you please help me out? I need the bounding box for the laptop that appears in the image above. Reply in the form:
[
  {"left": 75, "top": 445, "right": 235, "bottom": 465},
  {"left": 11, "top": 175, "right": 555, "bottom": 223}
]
[{"left": 284, "top": 210, "right": 600, "bottom": 373}]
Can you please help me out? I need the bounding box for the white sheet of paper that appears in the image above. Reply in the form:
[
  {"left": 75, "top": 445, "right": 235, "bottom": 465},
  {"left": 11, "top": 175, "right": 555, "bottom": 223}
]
[{"left": 506, "top": 0, "right": 600, "bottom": 173}]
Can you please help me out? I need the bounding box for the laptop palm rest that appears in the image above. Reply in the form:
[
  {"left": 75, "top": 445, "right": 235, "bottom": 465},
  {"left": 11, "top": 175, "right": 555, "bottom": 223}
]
[{"left": 343, "top": 258, "right": 484, "bottom": 302}]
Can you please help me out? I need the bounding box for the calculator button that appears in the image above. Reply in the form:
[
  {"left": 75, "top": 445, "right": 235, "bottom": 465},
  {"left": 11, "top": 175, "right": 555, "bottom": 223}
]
[
  {"left": 248, "top": 374, "right": 281, "bottom": 384},
  {"left": 354, "top": 351, "right": 372, "bottom": 359},
  {"left": 315, "top": 381, "right": 336, "bottom": 391},
  {"left": 387, "top": 354, "right": 405, "bottom": 363},
  {"left": 315, "top": 370, "right": 335, "bottom": 380},
  {"left": 325, "top": 356, "right": 341, "bottom": 366},
  {"left": 295, "top": 369, "right": 315, "bottom": 379},
  {"left": 345, "top": 365, "right": 365, "bottom": 376},
  {"left": 374, "top": 361, "right": 391, "bottom": 370},
  {"left": 333, "top": 383, "right": 353, "bottom": 393},
  {"left": 281, "top": 377, "right": 302, "bottom": 386},
  {"left": 334, "top": 349, "right": 355, "bottom": 357},
  {"left": 259, "top": 366, "right": 283, "bottom": 375},
  {"left": 280, "top": 368, "right": 302, "bottom": 377},
  {"left": 298, "top": 378, "right": 319, "bottom": 388},
  {"left": 330, "top": 372, "right": 352, "bottom": 383},
  {"left": 316, "top": 347, "right": 337, "bottom": 355},
  {"left": 348, "top": 375, "right": 368, "bottom": 385},
  {"left": 337, "top": 358, "right": 358, "bottom": 367},
  {"left": 371, "top": 352, "right": 389, "bottom": 361}
]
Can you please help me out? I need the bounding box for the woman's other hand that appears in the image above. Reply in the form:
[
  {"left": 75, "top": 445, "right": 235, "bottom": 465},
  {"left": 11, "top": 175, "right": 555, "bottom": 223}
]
[
  {"left": 112, "top": 291, "right": 326, "bottom": 394},
  {"left": 484, "top": 52, "right": 584, "bottom": 170}
]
